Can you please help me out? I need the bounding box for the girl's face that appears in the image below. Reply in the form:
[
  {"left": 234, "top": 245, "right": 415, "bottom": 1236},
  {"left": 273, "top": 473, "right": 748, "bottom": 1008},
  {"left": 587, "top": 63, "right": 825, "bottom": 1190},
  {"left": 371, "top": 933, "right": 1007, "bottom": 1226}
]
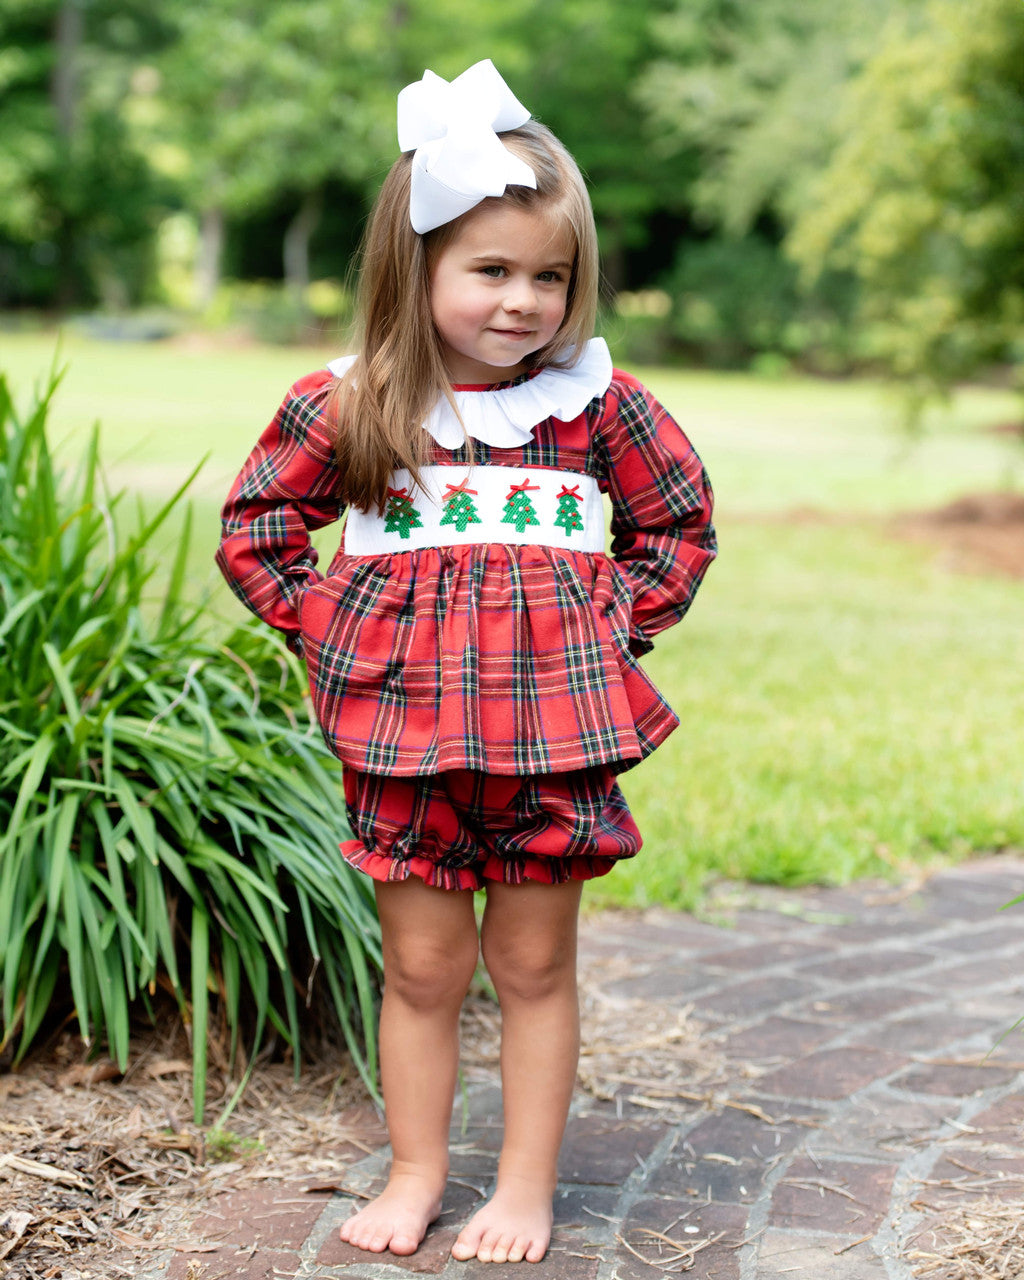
[{"left": 429, "top": 202, "right": 574, "bottom": 384}]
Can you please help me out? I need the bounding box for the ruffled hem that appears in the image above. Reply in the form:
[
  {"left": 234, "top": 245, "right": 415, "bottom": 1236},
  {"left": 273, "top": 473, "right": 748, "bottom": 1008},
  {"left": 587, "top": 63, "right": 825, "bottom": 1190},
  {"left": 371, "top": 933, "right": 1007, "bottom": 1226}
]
[{"left": 340, "top": 839, "right": 626, "bottom": 891}]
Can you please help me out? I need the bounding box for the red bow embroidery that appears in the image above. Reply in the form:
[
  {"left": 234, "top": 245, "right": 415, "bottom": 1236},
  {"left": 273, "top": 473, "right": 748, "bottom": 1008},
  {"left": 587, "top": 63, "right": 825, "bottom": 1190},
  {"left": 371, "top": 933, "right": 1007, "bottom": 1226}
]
[{"left": 443, "top": 479, "right": 479, "bottom": 497}]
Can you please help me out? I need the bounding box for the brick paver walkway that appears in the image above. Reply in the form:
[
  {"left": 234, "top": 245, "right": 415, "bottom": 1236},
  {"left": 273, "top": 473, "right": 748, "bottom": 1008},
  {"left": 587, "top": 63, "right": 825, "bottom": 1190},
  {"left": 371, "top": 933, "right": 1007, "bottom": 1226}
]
[{"left": 144, "top": 856, "right": 1024, "bottom": 1279}]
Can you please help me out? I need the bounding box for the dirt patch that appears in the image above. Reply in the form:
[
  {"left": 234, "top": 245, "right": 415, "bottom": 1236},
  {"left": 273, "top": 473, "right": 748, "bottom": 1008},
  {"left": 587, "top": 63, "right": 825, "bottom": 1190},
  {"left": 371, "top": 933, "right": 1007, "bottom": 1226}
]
[
  {"left": 987, "top": 420, "right": 1024, "bottom": 442},
  {"left": 895, "top": 490, "right": 1024, "bottom": 580}
]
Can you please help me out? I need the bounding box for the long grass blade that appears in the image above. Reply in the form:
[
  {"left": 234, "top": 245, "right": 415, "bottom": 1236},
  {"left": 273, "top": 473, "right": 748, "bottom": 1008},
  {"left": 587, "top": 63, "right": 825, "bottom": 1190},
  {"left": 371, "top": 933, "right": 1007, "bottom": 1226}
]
[
  {"left": 1, "top": 733, "right": 56, "bottom": 857},
  {"left": 15, "top": 955, "right": 59, "bottom": 1063},
  {"left": 43, "top": 642, "right": 82, "bottom": 728},
  {"left": 0, "top": 589, "right": 46, "bottom": 643},
  {"left": 72, "top": 860, "right": 125, "bottom": 1061},
  {"left": 190, "top": 908, "right": 210, "bottom": 1125},
  {"left": 60, "top": 858, "right": 90, "bottom": 1044}
]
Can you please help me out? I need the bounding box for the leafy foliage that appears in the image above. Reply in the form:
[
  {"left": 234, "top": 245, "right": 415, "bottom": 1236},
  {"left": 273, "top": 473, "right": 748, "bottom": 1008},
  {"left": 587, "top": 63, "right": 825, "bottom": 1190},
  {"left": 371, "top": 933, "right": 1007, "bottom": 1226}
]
[
  {"left": 639, "top": 0, "right": 907, "bottom": 235},
  {"left": 788, "top": 0, "right": 1024, "bottom": 419},
  {"left": 491, "top": 0, "right": 685, "bottom": 286},
  {"left": 5, "top": 0, "right": 1022, "bottom": 397},
  {"left": 635, "top": 0, "right": 912, "bottom": 372},
  {"left": 153, "top": 0, "right": 393, "bottom": 213},
  {"left": 0, "top": 364, "right": 381, "bottom": 1121},
  {"left": 0, "top": 0, "right": 175, "bottom": 308},
  {"left": 661, "top": 235, "right": 859, "bottom": 372}
]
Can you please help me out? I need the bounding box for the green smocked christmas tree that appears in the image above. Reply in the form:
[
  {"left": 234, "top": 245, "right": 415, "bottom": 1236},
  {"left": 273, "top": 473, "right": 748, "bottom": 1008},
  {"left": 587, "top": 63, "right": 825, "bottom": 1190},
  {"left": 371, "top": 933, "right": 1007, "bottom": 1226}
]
[
  {"left": 553, "top": 484, "right": 585, "bottom": 537},
  {"left": 501, "top": 478, "right": 541, "bottom": 534},
  {"left": 383, "top": 486, "right": 423, "bottom": 539},
  {"left": 440, "top": 480, "right": 481, "bottom": 533}
]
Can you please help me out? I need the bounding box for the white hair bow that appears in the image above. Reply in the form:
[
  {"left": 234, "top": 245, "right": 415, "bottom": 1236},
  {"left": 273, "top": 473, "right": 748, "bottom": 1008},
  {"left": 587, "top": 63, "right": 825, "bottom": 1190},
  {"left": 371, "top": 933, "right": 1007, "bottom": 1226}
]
[{"left": 397, "top": 59, "right": 537, "bottom": 235}]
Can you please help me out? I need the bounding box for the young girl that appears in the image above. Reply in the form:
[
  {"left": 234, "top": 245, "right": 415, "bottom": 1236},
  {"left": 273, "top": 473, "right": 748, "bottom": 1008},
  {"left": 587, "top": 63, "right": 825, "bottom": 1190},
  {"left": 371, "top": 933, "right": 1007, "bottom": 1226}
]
[{"left": 217, "top": 59, "right": 715, "bottom": 1266}]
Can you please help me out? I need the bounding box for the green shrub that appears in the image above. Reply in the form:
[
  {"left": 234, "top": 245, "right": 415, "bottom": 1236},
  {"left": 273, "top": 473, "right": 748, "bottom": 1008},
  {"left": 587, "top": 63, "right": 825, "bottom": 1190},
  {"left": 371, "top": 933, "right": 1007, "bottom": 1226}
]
[
  {"left": 0, "top": 364, "right": 381, "bottom": 1122},
  {"left": 662, "top": 235, "right": 862, "bottom": 374}
]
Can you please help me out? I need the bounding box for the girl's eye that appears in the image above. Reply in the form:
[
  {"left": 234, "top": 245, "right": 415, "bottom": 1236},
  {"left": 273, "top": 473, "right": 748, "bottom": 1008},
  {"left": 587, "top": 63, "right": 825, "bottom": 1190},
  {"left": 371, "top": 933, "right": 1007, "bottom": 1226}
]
[
  {"left": 481, "top": 265, "right": 506, "bottom": 278},
  {"left": 537, "top": 271, "right": 563, "bottom": 283}
]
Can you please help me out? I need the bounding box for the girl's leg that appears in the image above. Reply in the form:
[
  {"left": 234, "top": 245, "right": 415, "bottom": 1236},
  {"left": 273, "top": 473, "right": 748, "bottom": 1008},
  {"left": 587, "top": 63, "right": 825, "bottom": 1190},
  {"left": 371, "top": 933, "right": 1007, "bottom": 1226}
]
[
  {"left": 452, "top": 877, "right": 583, "bottom": 1265},
  {"left": 340, "top": 876, "right": 479, "bottom": 1256}
]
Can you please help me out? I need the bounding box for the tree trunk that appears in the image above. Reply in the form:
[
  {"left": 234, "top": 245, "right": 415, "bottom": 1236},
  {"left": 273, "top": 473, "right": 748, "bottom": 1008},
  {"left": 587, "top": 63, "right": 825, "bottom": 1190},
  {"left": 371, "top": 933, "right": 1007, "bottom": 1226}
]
[
  {"left": 52, "top": 0, "right": 83, "bottom": 143},
  {"left": 52, "top": 0, "right": 84, "bottom": 308},
  {"left": 602, "top": 217, "right": 628, "bottom": 295},
  {"left": 194, "top": 207, "right": 225, "bottom": 311},
  {"left": 283, "top": 190, "right": 324, "bottom": 305}
]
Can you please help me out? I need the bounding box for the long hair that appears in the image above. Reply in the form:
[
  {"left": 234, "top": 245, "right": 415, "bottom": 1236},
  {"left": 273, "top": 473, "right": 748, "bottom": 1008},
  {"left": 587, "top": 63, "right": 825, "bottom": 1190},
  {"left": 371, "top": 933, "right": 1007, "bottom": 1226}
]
[{"left": 330, "top": 119, "right": 599, "bottom": 513}]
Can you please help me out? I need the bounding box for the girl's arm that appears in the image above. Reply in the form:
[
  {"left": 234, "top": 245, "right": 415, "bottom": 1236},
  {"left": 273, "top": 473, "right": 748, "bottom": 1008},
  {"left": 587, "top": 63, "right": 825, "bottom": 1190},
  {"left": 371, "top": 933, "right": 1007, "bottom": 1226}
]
[
  {"left": 216, "top": 370, "right": 345, "bottom": 654},
  {"left": 594, "top": 371, "right": 716, "bottom": 655}
]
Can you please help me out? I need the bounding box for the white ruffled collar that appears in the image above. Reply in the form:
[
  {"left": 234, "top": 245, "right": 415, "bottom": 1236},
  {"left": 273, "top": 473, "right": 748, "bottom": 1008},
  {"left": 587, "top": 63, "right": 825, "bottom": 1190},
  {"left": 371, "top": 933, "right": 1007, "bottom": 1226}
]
[{"left": 326, "top": 337, "right": 612, "bottom": 448}]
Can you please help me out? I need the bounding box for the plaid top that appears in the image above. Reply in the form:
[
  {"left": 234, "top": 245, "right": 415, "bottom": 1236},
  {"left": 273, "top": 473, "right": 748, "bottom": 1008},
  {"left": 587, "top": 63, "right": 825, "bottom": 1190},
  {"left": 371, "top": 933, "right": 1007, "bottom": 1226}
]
[{"left": 216, "top": 366, "right": 716, "bottom": 776}]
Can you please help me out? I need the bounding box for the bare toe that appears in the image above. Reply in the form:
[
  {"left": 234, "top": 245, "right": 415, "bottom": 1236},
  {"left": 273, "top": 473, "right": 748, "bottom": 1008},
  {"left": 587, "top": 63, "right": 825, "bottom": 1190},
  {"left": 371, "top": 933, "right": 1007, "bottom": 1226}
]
[
  {"left": 338, "top": 1173, "right": 444, "bottom": 1257},
  {"left": 507, "top": 1237, "right": 529, "bottom": 1263},
  {"left": 452, "top": 1189, "right": 552, "bottom": 1264},
  {"left": 489, "top": 1232, "right": 518, "bottom": 1263}
]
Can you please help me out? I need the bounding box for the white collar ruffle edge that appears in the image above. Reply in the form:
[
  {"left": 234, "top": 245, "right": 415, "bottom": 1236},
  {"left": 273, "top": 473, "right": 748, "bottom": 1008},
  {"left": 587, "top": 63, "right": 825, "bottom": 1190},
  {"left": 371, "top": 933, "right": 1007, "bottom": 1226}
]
[{"left": 326, "top": 337, "right": 612, "bottom": 448}]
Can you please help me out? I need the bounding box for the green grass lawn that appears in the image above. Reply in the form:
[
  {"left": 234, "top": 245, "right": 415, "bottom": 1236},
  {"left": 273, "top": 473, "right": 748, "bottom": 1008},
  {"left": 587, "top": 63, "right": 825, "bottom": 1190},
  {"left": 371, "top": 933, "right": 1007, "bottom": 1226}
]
[
  {"left": 5, "top": 329, "right": 1024, "bottom": 906},
  {"left": 600, "top": 522, "right": 1024, "bottom": 908}
]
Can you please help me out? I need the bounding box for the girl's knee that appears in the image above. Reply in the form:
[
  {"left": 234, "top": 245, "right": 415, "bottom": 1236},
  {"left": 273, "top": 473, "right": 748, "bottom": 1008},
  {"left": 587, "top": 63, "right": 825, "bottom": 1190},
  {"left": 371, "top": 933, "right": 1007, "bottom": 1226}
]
[
  {"left": 383, "top": 933, "right": 479, "bottom": 1011},
  {"left": 481, "top": 931, "right": 577, "bottom": 1004}
]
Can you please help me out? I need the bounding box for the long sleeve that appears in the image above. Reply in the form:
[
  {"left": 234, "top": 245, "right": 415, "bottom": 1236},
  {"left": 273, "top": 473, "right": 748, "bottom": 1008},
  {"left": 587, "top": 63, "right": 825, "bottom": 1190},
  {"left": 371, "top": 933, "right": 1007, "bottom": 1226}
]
[
  {"left": 592, "top": 371, "right": 716, "bottom": 654},
  {"left": 215, "top": 370, "right": 346, "bottom": 653}
]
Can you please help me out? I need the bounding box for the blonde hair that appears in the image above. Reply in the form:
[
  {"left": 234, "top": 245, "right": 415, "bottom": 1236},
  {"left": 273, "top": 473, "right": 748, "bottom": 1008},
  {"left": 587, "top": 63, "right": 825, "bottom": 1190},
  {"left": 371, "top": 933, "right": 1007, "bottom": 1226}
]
[{"left": 330, "top": 119, "right": 599, "bottom": 512}]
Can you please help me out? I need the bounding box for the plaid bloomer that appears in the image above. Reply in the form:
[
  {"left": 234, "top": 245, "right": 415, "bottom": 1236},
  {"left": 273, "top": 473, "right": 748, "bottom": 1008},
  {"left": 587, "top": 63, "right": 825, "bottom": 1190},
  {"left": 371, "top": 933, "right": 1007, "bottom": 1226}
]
[{"left": 341, "top": 766, "right": 641, "bottom": 890}]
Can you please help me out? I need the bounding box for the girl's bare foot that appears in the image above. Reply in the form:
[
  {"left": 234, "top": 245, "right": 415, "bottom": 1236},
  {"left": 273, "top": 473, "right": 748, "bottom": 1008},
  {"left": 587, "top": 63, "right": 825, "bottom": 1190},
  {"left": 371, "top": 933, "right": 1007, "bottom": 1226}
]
[
  {"left": 451, "top": 1177, "right": 553, "bottom": 1264},
  {"left": 339, "top": 1169, "right": 445, "bottom": 1256}
]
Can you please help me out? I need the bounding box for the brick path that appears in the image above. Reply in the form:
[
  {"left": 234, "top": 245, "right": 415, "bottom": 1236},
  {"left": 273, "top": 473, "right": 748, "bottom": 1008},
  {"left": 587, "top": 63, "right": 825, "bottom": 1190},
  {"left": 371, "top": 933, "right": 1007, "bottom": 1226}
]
[{"left": 144, "top": 856, "right": 1024, "bottom": 1279}]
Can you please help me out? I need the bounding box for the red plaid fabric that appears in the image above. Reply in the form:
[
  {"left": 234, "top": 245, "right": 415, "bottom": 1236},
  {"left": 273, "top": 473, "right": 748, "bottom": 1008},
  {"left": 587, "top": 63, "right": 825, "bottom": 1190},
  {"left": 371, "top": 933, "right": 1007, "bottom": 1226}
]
[
  {"left": 341, "top": 765, "right": 640, "bottom": 890},
  {"left": 217, "top": 366, "right": 715, "bottom": 776}
]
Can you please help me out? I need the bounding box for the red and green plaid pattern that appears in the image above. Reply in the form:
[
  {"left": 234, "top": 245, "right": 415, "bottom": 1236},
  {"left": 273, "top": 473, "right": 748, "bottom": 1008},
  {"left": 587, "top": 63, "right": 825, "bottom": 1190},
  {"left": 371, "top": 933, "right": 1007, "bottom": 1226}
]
[
  {"left": 216, "top": 372, "right": 344, "bottom": 644},
  {"left": 217, "top": 366, "right": 716, "bottom": 776},
  {"left": 341, "top": 765, "right": 640, "bottom": 891}
]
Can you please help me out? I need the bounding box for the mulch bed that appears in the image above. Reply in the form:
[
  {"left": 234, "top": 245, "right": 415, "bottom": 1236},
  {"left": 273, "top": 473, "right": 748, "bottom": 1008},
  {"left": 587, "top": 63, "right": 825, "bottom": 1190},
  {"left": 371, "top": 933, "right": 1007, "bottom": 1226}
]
[
  {"left": 905, "top": 1199, "right": 1024, "bottom": 1279},
  {"left": 0, "top": 1022, "right": 378, "bottom": 1279}
]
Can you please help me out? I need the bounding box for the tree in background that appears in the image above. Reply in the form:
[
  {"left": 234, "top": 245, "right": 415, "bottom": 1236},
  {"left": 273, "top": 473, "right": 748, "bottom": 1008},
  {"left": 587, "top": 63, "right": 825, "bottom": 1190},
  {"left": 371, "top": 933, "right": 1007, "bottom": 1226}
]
[
  {"left": 788, "top": 0, "right": 1024, "bottom": 420},
  {"left": 148, "top": 0, "right": 526, "bottom": 310},
  {"left": 636, "top": 0, "right": 911, "bottom": 368},
  {"left": 0, "top": 0, "right": 171, "bottom": 309},
  {"left": 4, "top": 0, "right": 1019, "bottom": 401},
  {"left": 151, "top": 0, "right": 395, "bottom": 309}
]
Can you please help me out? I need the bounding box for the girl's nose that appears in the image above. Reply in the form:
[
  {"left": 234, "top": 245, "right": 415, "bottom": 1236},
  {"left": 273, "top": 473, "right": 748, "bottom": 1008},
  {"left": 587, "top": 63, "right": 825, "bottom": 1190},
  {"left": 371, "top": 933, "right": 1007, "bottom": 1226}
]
[{"left": 503, "top": 277, "right": 538, "bottom": 313}]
